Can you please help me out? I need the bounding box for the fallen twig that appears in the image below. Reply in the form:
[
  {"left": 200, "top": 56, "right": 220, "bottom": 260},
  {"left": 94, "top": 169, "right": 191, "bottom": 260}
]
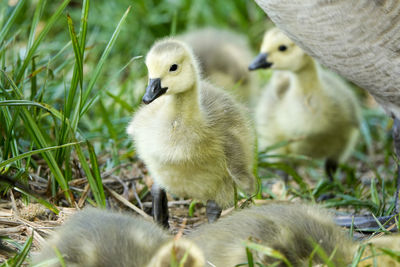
[{"left": 104, "top": 185, "right": 152, "bottom": 220}]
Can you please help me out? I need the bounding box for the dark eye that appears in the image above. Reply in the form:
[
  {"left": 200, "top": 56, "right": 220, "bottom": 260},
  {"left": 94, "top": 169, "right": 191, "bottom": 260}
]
[
  {"left": 278, "top": 45, "right": 287, "bottom": 52},
  {"left": 169, "top": 64, "right": 178, "bottom": 72}
]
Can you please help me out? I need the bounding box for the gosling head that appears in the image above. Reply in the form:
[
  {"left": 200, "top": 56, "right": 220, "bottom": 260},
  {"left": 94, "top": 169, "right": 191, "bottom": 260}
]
[
  {"left": 249, "top": 28, "right": 309, "bottom": 72},
  {"left": 143, "top": 39, "right": 199, "bottom": 104}
]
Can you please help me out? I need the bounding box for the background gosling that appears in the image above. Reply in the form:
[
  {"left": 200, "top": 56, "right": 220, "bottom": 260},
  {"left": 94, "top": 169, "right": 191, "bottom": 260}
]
[
  {"left": 249, "top": 27, "right": 361, "bottom": 180},
  {"left": 33, "top": 209, "right": 205, "bottom": 267},
  {"left": 178, "top": 27, "right": 257, "bottom": 106},
  {"left": 127, "top": 39, "right": 256, "bottom": 226}
]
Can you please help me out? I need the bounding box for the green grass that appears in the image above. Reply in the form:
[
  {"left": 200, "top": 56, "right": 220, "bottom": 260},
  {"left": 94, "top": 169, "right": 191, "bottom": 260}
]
[
  {"left": 1, "top": 234, "right": 33, "bottom": 267},
  {"left": 0, "top": 0, "right": 133, "bottom": 207},
  {"left": 0, "top": 0, "right": 398, "bottom": 266}
]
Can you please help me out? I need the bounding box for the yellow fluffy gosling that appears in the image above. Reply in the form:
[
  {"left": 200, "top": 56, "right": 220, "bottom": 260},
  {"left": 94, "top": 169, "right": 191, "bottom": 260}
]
[
  {"left": 32, "top": 209, "right": 204, "bottom": 267},
  {"left": 179, "top": 28, "right": 257, "bottom": 106},
  {"left": 249, "top": 28, "right": 361, "bottom": 179},
  {"left": 127, "top": 39, "right": 256, "bottom": 226}
]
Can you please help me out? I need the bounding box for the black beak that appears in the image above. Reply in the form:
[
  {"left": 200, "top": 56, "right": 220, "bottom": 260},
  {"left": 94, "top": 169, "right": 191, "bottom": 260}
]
[
  {"left": 142, "top": 78, "right": 168, "bottom": 104},
  {"left": 248, "top": 53, "right": 273, "bottom": 71}
]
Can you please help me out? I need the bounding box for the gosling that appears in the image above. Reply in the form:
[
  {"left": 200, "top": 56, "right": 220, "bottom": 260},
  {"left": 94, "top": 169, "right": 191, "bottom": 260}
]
[
  {"left": 179, "top": 28, "right": 257, "bottom": 106},
  {"left": 188, "top": 203, "right": 353, "bottom": 266},
  {"left": 249, "top": 28, "right": 361, "bottom": 180},
  {"left": 190, "top": 203, "right": 400, "bottom": 266},
  {"left": 127, "top": 39, "right": 256, "bottom": 226},
  {"left": 32, "top": 208, "right": 205, "bottom": 267}
]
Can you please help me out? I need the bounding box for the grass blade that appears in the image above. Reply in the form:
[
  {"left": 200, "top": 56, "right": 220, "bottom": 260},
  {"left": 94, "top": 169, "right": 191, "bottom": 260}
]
[
  {"left": 242, "top": 240, "right": 293, "bottom": 267},
  {"left": 26, "top": 0, "right": 46, "bottom": 53},
  {"left": 75, "top": 142, "right": 106, "bottom": 207},
  {"left": 351, "top": 244, "right": 367, "bottom": 267},
  {"left": 0, "top": 0, "right": 26, "bottom": 44},
  {"left": 7, "top": 233, "right": 33, "bottom": 267},
  {"left": 105, "top": 91, "right": 135, "bottom": 113},
  {"left": 188, "top": 200, "right": 199, "bottom": 217},
  {"left": 16, "top": 0, "right": 71, "bottom": 83},
  {"left": 1, "top": 101, "right": 21, "bottom": 168},
  {"left": 87, "top": 140, "right": 106, "bottom": 206},
  {"left": 66, "top": 15, "right": 83, "bottom": 88},
  {"left": 0, "top": 142, "right": 82, "bottom": 168},
  {"left": 11, "top": 185, "right": 59, "bottom": 214},
  {"left": 79, "top": 0, "right": 90, "bottom": 50},
  {"left": 245, "top": 247, "right": 255, "bottom": 267},
  {"left": 370, "top": 177, "right": 380, "bottom": 208},
  {"left": 81, "top": 6, "right": 131, "bottom": 108},
  {"left": 0, "top": 99, "right": 73, "bottom": 130},
  {"left": 20, "top": 108, "right": 71, "bottom": 201},
  {"left": 379, "top": 247, "right": 400, "bottom": 262},
  {"left": 64, "top": 0, "right": 89, "bottom": 119},
  {"left": 98, "top": 99, "right": 117, "bottom": 140}
]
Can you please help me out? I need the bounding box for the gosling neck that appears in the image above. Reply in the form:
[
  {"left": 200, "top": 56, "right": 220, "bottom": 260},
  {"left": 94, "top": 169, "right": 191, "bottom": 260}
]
[
  {"left": 292, "top": 57, "right": 321, "bottom": 94},
  {"left": 164, "top": 83, "right": 201, "bottom": 121}
]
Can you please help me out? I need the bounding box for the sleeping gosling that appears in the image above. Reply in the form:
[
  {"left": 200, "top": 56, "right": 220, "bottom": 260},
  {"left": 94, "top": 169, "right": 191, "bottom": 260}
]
[
  {"left": 32, "top": 208, "right": 205, "bottom": 267},
  {"left": 188, "top": 203, "right": 353, "bottom": 266},
  {"left": 179, "top": 28, "right": 257, "bottom": 106},
  {"left": 127, "top": 39, "right": 256, "bottom": 226},
  {"left": 249, "top": 28, "right": 361, "bottom": 179}
]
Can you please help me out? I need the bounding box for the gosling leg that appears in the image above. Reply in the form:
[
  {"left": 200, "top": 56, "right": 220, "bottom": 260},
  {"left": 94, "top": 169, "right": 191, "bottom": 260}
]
[
  {"left": 316, "top": 159, "right": 337, "bottom": 201},
  {"left": 392, "top": 117, "right": 400, "bottom": 214},
  {"left": 151, "top": 183, "right": 169, "bottom": 228},
  {"left": 206, "top": 200, "right": 222, "bottom": 223},
  {"left": 325, "top": 158, "right": 338, "bottom": 181}
]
